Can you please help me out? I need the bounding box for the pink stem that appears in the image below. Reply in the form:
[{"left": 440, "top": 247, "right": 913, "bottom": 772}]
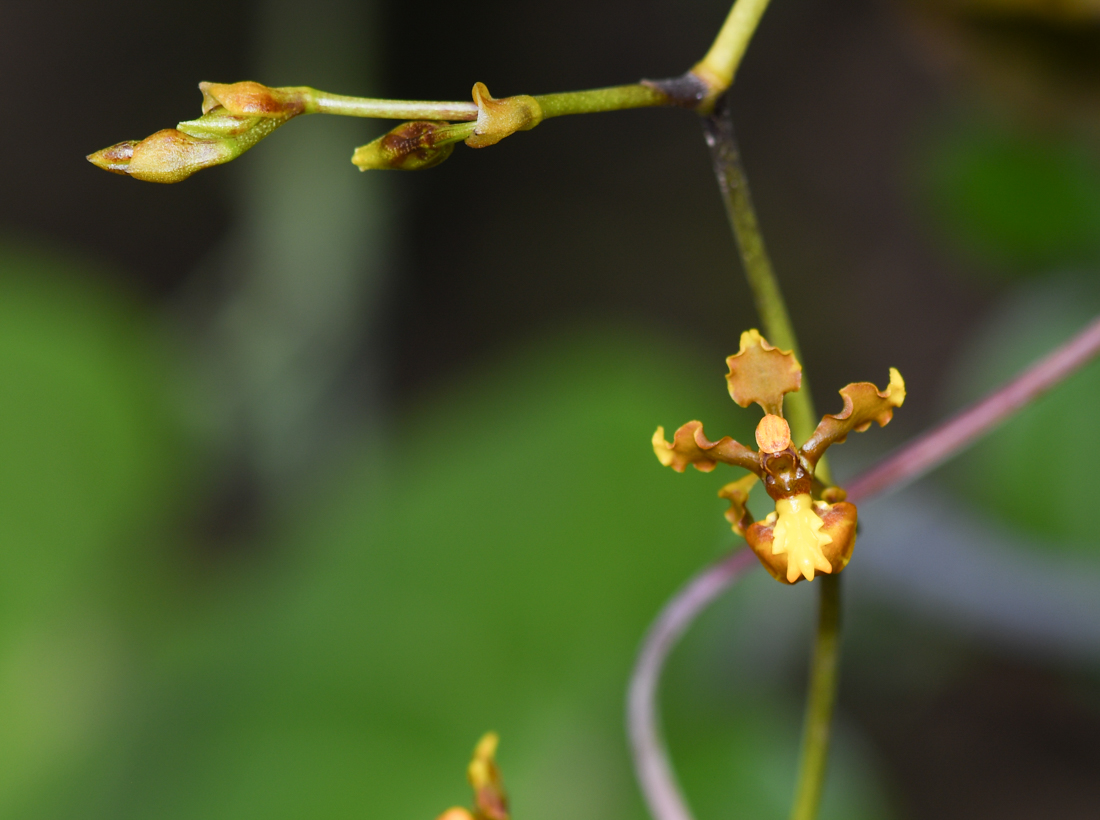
[
  {"left": 627, "top": 549, "right": 757, "bottom": 820},
  {"left": 845, "top": 313, "right": 1100, "bottom": 504}
]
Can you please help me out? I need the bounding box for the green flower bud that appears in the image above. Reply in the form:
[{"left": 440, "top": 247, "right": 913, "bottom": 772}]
[
  {"left": 87, "top": 82, "right": 305, "bottom": 183},
  {"left": 351, "top": 120, "right": 474, "bottom": 171}
]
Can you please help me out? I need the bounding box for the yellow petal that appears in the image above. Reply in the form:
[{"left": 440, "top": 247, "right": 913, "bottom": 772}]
[
  {"left": 771, "top": 493, "right": 833, "bottom": 583},
  {"left": 725, "top": 329, "right": 802, "bottom": 416},
  {"left": 653, "top": 422, "right": 760, "bottom": 474},
  {"left": 718, "top": 473, "right": 760, "bottom": 536},
  {"left": 800, "top": 368, "right": 906, "bottom": 468}
]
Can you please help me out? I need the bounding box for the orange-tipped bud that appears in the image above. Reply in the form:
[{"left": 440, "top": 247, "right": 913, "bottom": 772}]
[
  {"left": 88, "top": 129, "right": 233, "bottom": 183},
  {"left": 87, "top": 105, "right": 293, "bottom": 183},
  {"left": 199, "top": 81, "right": 313, "bottom": 117}
]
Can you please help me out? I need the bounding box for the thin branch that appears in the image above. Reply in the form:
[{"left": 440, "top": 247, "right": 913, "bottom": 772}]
[
  {"left": 627, "top": 549, "right": 758, "bottom": 820},
  {"left": 309, "top": 91, "right": 478, "bottom": 121},
  {"left": 845, "top": 312, "right": 1100, "bottom": 505}
]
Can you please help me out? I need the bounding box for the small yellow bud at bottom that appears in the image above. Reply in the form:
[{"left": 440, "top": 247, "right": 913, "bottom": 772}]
[
  {"left": 770, "top": 493, "right": 833, "bottom": 583},
  {"left": 436, "top": 809, "right": 476, "bottom": 820}
]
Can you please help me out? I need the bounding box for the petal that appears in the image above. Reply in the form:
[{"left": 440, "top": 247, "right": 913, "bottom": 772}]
[
  {"left": 800, "top": 368, "right": 906, "bottom": 468},
  {"left": 725, "top": 329, "right": 802, "bottom": 416},
  {"left": 745, "top": 499, "right": 858, "bottom": 585},
  {"left": 718, "top": 473, "right": 759, "bottom": 536},
  {"left": 653, "top": 421, "right": 761, "bottom": 474}
]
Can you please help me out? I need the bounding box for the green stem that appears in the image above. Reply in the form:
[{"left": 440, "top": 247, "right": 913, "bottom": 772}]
[
  {"left": 535, "top": 84, "right": 669, "bottom": 118},
  {"left": 310, "top": 83, "right": 679, "bottom": 123},
  {"left": 308, "top": 90, "right": 479, "bottom": 121},
  {"left": 789, "top": 573, "right": 841, "bottom": 820},
  {"left": 694, "top": 0, "right": 775, "bottom": 97},
  {"left": 701, "top": 96, "right": 821, "bottom": 453},
  {"left": 703, "top": 93, "right": 839, "bottom": 820}
]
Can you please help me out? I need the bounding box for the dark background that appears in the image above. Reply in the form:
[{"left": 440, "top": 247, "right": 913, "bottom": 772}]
[{"left": 1, "top": 0, "right": 1099, "bottom": 818}]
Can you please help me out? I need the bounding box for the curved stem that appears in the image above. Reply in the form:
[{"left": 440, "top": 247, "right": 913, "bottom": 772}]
[{"left": 628, "top": 549, "right": 758, "bottom": 820}]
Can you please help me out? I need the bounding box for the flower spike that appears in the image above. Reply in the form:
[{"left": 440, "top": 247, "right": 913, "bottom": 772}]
[{"left": 653, "top": 330, "right": 904, "bottom": 584}]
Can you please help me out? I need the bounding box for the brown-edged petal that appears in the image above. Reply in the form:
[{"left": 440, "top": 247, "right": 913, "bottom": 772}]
[
  {"left": 653, "top": 421, "right": 761, "bottom": 474},
  {"left": 800, "top": 368, "right": 906, "bottom": 468},
  {"left": 718, "top": 473, "right": 759, "bottom": 536},
  {"left": 725, "top": 329, "right": 802, "bottom": 416}
]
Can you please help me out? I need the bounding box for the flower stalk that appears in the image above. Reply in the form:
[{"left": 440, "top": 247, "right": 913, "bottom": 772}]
[{"left": 700, "top": 90, "right": 839, "bottom": 820}]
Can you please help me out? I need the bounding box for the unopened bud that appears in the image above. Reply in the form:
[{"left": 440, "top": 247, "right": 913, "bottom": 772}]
[
  {"left": 199, "top": 81, "right": 313, "bottom": 117},
  {"left": 88, "top": 129, "right": 233, "bottom": 184},
  {"left": 352, "top": 120, "right": 473, "bottom": 171},
  {"left": 88, "top": 107, "right": 292, "bottom": 183},
  {"left": 467, "top": 732, "right": 508, "bottom": 820},
  {"left": 466, "top": 82, "right": 543, "bottom": 149}
]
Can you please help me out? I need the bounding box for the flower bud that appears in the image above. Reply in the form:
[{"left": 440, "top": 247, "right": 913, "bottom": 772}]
[
  {"left": 467, "top": 732, "right": 508, "bottom": 820},
  {"left": 88, "top": 129, "right": 233, "bottom": 183},
  {"left": 465, "top": 82, "right": 543, "bottom": 149},
  {"left": 198, "top": 81, "right": 312, "bottom": 117},
  {"left": 87, "top": 108, "right": 291, "bottom": 183},
  {"left": 352, "top": 121, "right": 468, "bottom": 171}
]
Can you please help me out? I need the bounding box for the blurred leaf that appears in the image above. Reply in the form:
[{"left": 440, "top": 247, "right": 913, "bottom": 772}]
[
  {"left": 60, "top": 327, "right": 892, "bottom": 820},
  {"left": 942, "top": 274, "right": 1100, "bottom": 553},
  {"left": 921, "top": 122, "right": 1100, "bottom": 273},
  {"left": 0, "top": 237, "right": 190, "bottom": 816}
]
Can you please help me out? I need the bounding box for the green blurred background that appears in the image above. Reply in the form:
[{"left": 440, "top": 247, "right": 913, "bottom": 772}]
[{"left": 2, "top": 0, "right": 1100, "bottom": 817}]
